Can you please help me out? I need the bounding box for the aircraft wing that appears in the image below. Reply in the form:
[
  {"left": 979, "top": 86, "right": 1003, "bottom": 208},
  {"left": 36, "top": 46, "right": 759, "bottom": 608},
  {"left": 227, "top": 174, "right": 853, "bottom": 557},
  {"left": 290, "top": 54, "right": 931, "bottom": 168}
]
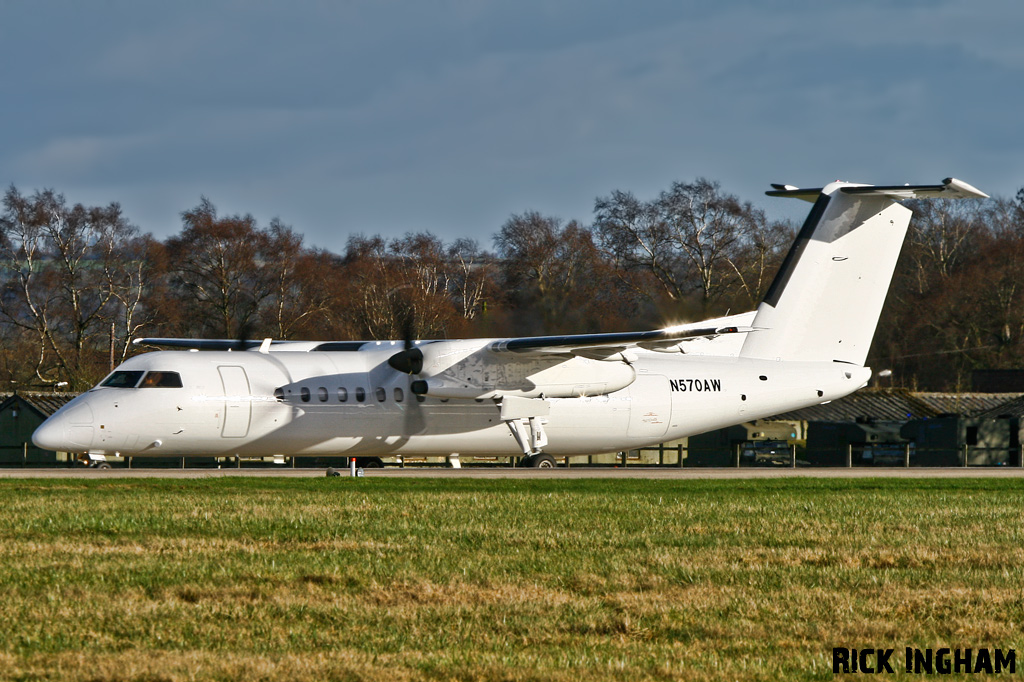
[
  {"left": 132, "top": 338, "right": 335, "bottom": 352},
  {"left": 134, "top": 338, "right": 271, "bottom": 350},
  {"left": 487, "top": 311, "right": 757, "bottom": 357},
  {"left": 135, "top": 312, "right": 758, "bottom": 358}
]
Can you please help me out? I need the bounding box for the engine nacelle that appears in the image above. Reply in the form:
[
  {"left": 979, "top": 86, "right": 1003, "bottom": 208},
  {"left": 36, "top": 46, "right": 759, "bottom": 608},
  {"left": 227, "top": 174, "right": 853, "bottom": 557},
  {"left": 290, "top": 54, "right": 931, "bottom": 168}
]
[{"left": 414, "top": 354, "right": 636, "bottom": 399}]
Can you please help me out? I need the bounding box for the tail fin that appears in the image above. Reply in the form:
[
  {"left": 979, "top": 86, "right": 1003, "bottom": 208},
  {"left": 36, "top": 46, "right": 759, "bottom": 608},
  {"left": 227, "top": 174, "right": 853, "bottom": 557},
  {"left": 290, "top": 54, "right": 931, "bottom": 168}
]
[{"left": 740, "top": 178, "right": 987, "bottom": 365}]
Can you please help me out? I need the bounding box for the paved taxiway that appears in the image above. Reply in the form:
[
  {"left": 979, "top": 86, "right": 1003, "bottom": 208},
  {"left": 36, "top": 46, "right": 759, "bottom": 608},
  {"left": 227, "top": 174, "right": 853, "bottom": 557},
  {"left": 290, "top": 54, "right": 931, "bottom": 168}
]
[{"left": 3, "top": 467, "right": 1024, "bottom": 479}]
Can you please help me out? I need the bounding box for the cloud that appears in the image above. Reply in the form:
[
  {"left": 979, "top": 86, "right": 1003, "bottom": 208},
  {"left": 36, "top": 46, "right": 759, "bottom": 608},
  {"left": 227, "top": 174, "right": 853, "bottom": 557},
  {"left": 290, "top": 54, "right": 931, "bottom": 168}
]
[
  {"left": 15, "top": 132, "right": 156, "bottom": 179},
  {"left": 1, "top": 0, "right": 1022, "bottom": 252}
]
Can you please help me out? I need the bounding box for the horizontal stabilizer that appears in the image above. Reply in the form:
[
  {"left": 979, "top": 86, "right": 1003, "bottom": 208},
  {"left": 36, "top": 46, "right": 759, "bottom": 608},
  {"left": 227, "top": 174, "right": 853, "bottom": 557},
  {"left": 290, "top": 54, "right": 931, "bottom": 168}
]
[
  {"left": 767, "top": 184, "right": 821, "bottom": 203},
  {"left": 841, "top": 177, "right": 988, "bottom": 200},
  {"left": 766, "top": 177, "right": 988, "bottom": 203}
]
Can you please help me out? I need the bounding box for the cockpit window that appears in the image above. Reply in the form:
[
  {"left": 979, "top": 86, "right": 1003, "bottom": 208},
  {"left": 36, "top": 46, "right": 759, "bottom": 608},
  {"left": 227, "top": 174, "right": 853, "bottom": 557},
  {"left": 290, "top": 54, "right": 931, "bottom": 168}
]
[
  {"left": 140, "top": 371, "right": 183, "bottom": 388},
  {"left": 100, "top": 370, "right": 145, "bottom": 388}
]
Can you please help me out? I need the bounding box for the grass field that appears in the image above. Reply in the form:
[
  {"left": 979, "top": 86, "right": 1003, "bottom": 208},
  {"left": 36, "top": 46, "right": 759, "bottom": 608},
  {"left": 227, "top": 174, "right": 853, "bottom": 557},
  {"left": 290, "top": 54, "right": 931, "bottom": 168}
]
[{"left": 0, "top": 477, "right": 1022, "bottom": 681}]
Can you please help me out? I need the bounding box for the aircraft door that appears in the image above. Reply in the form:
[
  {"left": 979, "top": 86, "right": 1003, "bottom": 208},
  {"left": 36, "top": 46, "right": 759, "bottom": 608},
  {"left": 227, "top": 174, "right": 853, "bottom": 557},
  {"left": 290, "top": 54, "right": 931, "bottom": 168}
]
[
  {"left": 626, "top": 375, "right": 671, "bottom": 439},
  {"left": 218, "top": 366, "right": 252, "bottom": 438}
]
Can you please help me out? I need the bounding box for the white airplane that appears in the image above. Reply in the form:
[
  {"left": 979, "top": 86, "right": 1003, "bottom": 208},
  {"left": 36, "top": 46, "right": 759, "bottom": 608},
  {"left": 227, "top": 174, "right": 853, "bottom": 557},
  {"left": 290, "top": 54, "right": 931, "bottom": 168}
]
[{"left": 33, "top": 178, "right": 987, "bottom": 467}]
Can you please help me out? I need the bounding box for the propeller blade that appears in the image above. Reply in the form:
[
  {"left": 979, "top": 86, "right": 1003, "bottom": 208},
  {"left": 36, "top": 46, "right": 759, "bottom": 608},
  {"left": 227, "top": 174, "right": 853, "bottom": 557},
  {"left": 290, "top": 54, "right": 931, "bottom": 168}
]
[
  {"left": 401, "top": 310, "right": 415, "bottom": 352},
  {"left": 232, "top": 320, "right": 253, "bottom": 352},
  {"left": 403, "top": 384, "right": 427, "bottom": 436},
  {"left": 390, "top": 292, "right": 426, "bottom": 436}
]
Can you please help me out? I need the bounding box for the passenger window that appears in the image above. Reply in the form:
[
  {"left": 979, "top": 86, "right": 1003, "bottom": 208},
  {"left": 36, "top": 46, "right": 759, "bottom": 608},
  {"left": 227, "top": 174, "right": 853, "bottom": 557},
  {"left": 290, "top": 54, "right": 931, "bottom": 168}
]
[
  {"left": 394, "top": 387, "right": 404, "bottom": 403},
  {"left": 376, "top": 387, "right": 386, "bottom": 402},
  {"left": 140, "top": 371, "right": 183, "bottom": 388},
  {"left": 317, "top": 387, "right": 328, "bottom": 402},
  {"left": 100, "top": 370, "right": 145, "bottom": 388},
  {"left": 338, "top": 387, "right": 348, "bottom": 402},
  {"left": 355, "top": 387, "right": 365, "bottom": 402},
  {"left": 300, "top": 387, "right": 311, "bottom": 403}
]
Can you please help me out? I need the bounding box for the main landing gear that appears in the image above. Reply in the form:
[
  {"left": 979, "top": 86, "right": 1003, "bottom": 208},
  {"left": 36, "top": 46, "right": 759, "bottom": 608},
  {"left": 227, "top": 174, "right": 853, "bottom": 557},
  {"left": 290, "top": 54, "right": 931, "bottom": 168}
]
[
  {"left": 500, "top": 396, "right": 555, "bottom": 468},
  {"left": 520, "top": 453, "right": 557, "bottom": 468}
]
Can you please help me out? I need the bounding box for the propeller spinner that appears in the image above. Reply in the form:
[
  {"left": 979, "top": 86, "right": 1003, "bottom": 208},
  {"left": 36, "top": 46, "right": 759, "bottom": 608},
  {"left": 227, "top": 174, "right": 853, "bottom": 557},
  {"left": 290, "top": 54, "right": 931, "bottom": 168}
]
[{"left": 387, "top": 345, "right": 423, "bottom": 374}]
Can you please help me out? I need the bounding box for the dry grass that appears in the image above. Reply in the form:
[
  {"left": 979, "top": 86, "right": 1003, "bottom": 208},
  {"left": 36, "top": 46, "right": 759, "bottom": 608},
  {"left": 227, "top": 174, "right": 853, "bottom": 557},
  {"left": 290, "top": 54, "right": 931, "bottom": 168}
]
[{"left": 0, "top": 477, "right": 1021, "bottom": 680}]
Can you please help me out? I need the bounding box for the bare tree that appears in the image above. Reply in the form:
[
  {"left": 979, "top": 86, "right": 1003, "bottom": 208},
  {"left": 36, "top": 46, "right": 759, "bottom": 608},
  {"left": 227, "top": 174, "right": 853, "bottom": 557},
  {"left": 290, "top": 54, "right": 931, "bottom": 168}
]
[
  {"left": 340, "top": 233, "right": 468, "bottom": 339},
  {"left": 447, "top": 238, "right": 494, "bottom": 322},
  {"left": 260, "top": 219, "right": 339, "bottom": 339},
  {"left": 593, "top": 190, "right": 684, "bottom": 301},
  {"left": 0, "top": 186, "right": 152, "bottom": 388},
  {"left": 873, "top": 196, "right": 1012, "bottom": 389},
  {"left": 719, "top": 210, "right": 792, "bottom": 309},
  {"left": 165, "top": 198, "right": 275, "bottom": 338},
  {"left": 902, "top": 198, "right": 985, "bottom": 294},
  {"left": 594, "top": 178, "right": 787, "bottom": 316},
  {"left": 656, "top": 178, "right": 748, "bottom": 308},
  {"left": 494, "top": 211, "right": 634, "bottom": 334}
]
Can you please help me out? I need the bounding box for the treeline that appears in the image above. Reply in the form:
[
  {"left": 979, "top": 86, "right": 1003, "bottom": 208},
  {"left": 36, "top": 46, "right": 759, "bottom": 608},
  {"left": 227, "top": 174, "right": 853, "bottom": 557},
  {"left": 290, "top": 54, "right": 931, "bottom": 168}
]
[
  {"left": 2, "top": 181, "right": 1023, "bottom": 391},
  {"left": 874, "top": 191, "right": 1024, "bottom": 390}
]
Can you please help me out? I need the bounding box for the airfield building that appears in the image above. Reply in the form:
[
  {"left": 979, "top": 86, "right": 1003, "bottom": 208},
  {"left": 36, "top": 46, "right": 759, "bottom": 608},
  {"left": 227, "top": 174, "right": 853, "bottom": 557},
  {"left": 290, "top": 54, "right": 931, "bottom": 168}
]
[{"left": 0, "top": 393, "right": 77, "bottom": 465}]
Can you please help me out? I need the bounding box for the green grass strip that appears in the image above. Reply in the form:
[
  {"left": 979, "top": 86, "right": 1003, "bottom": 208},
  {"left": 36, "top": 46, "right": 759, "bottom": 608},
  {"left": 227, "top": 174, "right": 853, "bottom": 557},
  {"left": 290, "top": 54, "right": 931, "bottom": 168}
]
[{"left": 0, "top": 477, "right": 1020, "bottom": 681}]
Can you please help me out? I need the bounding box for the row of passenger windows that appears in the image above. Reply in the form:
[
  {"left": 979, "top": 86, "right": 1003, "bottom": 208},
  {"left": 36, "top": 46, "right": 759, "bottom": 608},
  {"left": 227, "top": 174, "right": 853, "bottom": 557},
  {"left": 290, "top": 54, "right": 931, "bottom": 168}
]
[{"left": 275, "top": 386, "right": 424, "bottom": 404}]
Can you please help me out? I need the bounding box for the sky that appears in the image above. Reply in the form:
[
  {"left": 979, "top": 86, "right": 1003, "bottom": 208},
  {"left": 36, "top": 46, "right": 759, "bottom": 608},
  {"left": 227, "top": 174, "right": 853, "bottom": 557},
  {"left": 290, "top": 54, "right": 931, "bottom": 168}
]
[{"left": 1, "top": 0, "right": 1022, "bottom": 253}]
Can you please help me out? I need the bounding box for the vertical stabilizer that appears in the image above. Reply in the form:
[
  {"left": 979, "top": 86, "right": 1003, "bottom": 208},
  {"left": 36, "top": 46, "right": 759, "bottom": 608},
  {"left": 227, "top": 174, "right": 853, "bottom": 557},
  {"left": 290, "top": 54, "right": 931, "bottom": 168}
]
[{"left": 741, "top": 178, "right": 986, "bottom": 365}]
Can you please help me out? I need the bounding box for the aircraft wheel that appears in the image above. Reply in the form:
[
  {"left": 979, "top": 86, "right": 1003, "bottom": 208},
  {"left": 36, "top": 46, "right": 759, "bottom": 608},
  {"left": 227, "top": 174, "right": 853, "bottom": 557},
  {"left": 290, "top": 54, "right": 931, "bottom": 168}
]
[{"left": 530, "top": 454, "right": 557, "bottom": 468}]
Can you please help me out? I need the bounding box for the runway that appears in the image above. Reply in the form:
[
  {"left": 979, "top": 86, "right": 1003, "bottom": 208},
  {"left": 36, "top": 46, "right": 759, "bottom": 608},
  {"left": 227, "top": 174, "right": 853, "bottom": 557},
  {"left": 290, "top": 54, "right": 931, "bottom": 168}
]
[{"left": 3, "top": 467, "right": 1024, "bottom": 479}]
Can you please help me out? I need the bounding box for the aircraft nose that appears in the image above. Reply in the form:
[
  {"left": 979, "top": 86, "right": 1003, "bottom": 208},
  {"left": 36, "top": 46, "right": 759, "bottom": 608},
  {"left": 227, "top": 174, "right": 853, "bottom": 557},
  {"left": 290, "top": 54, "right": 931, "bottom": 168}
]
[
  {"left": 32, "top": 402, "right": 95, "bottom": 452},
  {"left": 32, "top": 417, "right": 66, "bottom": 451}
]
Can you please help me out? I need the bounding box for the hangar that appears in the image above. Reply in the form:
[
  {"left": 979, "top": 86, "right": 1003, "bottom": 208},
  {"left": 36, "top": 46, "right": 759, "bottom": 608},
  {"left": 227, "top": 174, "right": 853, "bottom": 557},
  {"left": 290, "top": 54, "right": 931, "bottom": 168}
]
[
  {"left": 0, "top": 393, "right": 76, "bottom": 465},
  {"left": 688, "top": 388, "right": 1023, "bottom": 468}
]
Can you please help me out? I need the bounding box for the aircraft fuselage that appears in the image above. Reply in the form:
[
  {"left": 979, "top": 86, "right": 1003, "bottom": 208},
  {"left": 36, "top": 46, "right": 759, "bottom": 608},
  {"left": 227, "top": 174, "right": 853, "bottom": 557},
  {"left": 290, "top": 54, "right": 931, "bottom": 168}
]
[{"left": 33, "top": 344, "right": 869, "bottom": 458}]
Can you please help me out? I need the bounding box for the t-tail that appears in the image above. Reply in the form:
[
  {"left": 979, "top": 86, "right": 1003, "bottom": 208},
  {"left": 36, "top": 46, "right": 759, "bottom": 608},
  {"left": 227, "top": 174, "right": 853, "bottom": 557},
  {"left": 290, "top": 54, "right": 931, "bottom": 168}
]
[{"left": 740, "top": 177, "right": 987, "bottom": 365}]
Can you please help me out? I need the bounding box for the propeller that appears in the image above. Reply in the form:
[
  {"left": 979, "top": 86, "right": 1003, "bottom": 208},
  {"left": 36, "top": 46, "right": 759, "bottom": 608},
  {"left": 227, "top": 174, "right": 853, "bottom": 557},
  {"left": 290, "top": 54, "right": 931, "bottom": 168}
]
[
  {"left": 387, "top": 300, "right": 427, "bottom": 436},
  {"left": 387, "top": 299, "right": 425, "bottom": 374}
]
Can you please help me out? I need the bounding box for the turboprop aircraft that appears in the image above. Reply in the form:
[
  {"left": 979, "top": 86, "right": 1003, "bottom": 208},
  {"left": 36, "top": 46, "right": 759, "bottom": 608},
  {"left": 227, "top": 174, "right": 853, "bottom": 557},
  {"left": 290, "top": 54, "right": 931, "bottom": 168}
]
[{"left": 33, "top": 177, "right": 988, "bottom": 467}]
